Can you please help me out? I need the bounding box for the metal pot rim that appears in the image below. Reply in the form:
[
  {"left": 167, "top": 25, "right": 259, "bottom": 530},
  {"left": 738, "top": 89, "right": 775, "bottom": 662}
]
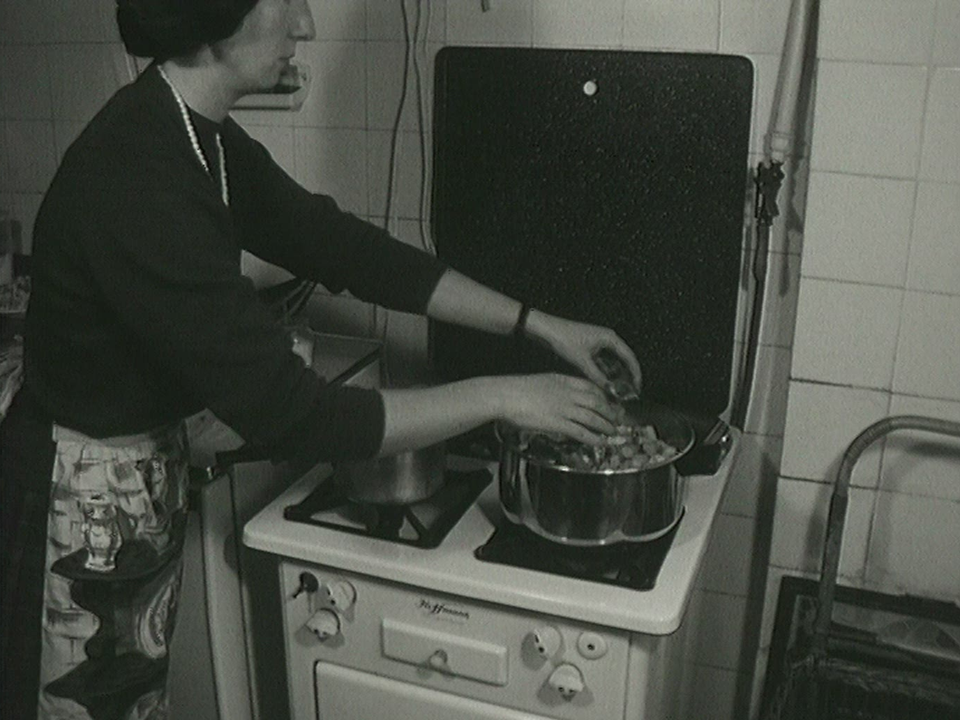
[{"left": 495, "top": 404, "right": 695, "bottom": 476}]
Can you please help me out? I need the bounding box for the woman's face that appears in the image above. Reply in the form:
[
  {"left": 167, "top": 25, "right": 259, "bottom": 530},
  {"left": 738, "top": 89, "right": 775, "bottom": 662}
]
[{"left": 216, "top": 0, "right": 315, "bottom": 94}]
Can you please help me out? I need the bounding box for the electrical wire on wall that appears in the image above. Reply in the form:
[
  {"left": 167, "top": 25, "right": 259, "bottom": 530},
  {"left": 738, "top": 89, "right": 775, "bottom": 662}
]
[
  {"left": 413, "top": 0, "right": 436, "bottom": 256},
  {"left": 381, "top": 0, "right": 413, "bottom": 239},
  {"left": 379, "top": 0, "right": 435, "bottom": 385},
  {"left": 382, "top": 0, "right": 435, "bottom": 254}
]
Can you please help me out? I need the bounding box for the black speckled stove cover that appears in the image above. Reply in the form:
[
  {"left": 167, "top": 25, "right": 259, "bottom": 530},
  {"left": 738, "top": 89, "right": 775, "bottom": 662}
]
[{"left": 429, "top": 47, "right": 753, "bottom": 416}]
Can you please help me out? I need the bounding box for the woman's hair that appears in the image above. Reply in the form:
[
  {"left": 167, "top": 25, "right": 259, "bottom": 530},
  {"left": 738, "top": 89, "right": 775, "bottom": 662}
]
[{"left": 116, "top": 0, "right": 260, "bottom": 60}]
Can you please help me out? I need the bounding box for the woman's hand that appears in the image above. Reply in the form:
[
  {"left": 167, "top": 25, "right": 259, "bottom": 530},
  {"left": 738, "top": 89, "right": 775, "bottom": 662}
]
[
  {"left": 495, "top": 373, "right": 622, "bottom": 446},
  {"left": 379, "top": 373, "right": 621, "bottom": 455},
  {"left": 522, "top": 310, "right": 642, "bottom": 391}
]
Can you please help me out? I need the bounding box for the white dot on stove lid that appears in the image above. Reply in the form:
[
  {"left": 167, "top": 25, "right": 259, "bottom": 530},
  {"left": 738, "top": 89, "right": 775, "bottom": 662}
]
[{"left": 583, "top": 80, "right": 598, "bottom": 96}]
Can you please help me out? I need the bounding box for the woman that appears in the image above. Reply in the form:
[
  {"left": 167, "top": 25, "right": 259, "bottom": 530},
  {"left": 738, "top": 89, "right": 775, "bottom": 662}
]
[{"left": 0, "top": 0, "right": 641, "bottom": 718}]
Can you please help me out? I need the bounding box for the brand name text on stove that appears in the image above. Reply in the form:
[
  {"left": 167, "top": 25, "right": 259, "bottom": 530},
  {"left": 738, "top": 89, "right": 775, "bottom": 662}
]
[{"left": 418, "top": 599, "right": 470, "bottom": 620}]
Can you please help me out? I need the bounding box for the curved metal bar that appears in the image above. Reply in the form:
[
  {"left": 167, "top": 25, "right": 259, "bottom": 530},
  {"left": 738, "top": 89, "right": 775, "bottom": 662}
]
[{"left": 812, "top": 415, "right": 960, "bottom": 654}]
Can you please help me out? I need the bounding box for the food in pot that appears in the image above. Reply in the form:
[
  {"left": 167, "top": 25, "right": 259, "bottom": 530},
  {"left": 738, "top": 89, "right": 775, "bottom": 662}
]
[{"left": 519, "top": 423, "right": 681, "bottom": 472}]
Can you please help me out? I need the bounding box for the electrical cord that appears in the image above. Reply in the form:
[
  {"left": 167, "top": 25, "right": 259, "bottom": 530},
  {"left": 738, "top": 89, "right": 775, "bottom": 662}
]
[
  {"left": 383, "top": 0, "right": 414, "bottom": 236},
  {"left": 378, "top": 0, "right": 423, "bottom": 385},
  {"left": 413, "top": 0, "right": 436, "bottom": 254},
  {"left": 730, "top": 160, "right": 783, "bottom": 430}
]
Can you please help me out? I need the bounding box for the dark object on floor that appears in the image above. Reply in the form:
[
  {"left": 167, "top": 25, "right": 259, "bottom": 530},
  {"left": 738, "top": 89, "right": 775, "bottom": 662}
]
[{"left": 762, "top": 417, "right": 960, "bottom": 720}]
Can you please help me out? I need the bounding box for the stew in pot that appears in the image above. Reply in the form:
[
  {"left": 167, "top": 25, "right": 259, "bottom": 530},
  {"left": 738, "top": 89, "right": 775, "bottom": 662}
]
[{"left": 518, "top": 423, "right": 681, "bottom": 472}]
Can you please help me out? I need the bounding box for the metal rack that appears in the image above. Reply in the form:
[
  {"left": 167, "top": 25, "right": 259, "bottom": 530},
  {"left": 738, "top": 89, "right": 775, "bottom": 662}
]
[{"left": 763, "top": 416, "right": 960, "bottom": 720}]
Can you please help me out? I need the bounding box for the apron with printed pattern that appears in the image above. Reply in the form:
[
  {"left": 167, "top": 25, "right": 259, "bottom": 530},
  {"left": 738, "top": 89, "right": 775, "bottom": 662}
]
[{"left": 38, "top": 423, "right": 189, "bottom": 720}]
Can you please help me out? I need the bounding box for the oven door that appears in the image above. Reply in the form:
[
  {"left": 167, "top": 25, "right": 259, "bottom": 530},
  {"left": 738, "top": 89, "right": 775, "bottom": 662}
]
[{"left": 315, "top": 663, "right": 553, "bottom": 720}]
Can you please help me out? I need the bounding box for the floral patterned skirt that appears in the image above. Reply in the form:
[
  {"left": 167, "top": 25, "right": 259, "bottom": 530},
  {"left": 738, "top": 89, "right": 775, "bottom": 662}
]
[{"left": 35, "top": 422, "right": 189, "bottom": 720}]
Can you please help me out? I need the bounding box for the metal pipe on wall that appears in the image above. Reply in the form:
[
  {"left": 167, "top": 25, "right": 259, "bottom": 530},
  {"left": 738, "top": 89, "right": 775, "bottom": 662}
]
[
  {"left": 766, "top": 0, "right": 819, "bottom": 164},
  {"left": 731, "top": 0, "right": 819, "bottom": 430}
]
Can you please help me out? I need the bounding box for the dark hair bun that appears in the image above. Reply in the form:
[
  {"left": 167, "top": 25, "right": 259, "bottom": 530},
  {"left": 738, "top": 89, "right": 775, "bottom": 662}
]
[{"left": 116, "top": 0, "right": 258, "bottom": 59}]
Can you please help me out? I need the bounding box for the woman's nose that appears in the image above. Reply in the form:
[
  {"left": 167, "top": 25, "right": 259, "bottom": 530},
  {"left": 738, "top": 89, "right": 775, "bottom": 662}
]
[{"left": 292, "top": 0, "right": 316, "bottom": 41}]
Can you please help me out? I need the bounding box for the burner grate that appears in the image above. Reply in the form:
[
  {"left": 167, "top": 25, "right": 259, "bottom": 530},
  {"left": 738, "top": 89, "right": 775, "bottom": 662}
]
[
  {"left": 283, "top": 468, "right": 491, "bottom": 549},
  {"left": 474, "top": 512, "right": 682, "bottom": 591}
]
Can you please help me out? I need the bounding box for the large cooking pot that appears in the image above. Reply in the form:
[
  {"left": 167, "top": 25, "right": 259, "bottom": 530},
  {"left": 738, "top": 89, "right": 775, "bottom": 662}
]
[
  {"left": 497, "top": 403, "right": 694, "bottom": 546},
  {"left": 333, "top": 442, "right": 447, "bottom": 505}
]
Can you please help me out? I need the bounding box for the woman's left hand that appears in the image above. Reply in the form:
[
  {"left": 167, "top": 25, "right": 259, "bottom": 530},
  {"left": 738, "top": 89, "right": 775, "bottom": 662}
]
[{"left": 522, "top": 309, "right": 641, "bottom": 390}]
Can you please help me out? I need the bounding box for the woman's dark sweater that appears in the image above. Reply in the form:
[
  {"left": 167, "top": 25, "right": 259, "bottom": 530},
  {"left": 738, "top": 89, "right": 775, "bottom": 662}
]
[{"left": 24, "top": 65, "right": 447, "bottom": 463}]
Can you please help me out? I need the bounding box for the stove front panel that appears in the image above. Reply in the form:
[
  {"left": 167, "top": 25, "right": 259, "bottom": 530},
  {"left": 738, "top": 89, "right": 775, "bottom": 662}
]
[
  {"left": 315, "top": 663, "right": 552, "bottom": 720},
  {"left": 280, "top": 561, "right": 641, "bottom": 720}
]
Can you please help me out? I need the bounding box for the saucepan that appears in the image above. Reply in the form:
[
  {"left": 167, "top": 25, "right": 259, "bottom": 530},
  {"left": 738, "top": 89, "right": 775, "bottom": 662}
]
[
  {"left": 496, "top": 401, "right": 694, "bottom": 546},
  {"left": 333, "top": 442, "right": 447, "bottom": 505},
  {"left": 497, "top": 349, "right": 695, "bottom": 546}
]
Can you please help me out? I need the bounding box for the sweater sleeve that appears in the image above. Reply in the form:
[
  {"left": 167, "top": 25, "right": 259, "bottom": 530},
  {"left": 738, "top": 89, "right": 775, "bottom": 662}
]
[
  {"left": 76, "top": 142, "right": 384, "bottom": 463},
  {"left": 223, "top": 119, "right": 448, "bottom": 313}
]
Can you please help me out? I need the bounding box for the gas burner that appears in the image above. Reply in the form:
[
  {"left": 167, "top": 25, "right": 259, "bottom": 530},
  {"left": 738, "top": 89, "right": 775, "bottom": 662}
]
[
  {"left": 474, "top": 510, "right": 683, "bottom": 591},
  {"left": 283, "top": 468, "right": 491, "bottom": 549}
]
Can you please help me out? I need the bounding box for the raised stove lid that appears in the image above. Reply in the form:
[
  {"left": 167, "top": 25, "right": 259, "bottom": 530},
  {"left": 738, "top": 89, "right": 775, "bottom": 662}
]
[{"left": 430, "top": 47, "right": 753, "bottom": 418}]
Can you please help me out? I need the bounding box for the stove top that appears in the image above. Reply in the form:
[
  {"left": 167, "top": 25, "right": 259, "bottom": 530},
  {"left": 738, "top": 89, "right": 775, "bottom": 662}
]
[
  {"left": 474, "top": 512, "right": 681, "bottom": 591},
  {"left": 246, "top": 431, "right": 738, "bottom": 634},
  {"left": 282, "top": 468, "right": 492, "bottom": 549},
  {"left": 282, "top": 462, "right": 678, "bottom": 589}
]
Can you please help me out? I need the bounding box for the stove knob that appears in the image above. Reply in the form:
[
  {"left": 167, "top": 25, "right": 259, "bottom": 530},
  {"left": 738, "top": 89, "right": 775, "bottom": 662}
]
[
  {"left": 576, "top": 631, "right": 608, "bottom": 659},
  {"left": 292, "top": 572, "right": 319, "bottom": 599},
  {"left": 427, "top": 648, "right": 449, "bottom": 671},
  {"left": 305, "top": 609, "right": 341, "bottom": 641},
  {"left": 530, "top": 625, "right": 562, "bottom": 660},
  {"left": 325, "top": 580, "right": 357, "bottom": 611},
  {"left": 547, "top": 663, "right": 585, "bottom": 701}
]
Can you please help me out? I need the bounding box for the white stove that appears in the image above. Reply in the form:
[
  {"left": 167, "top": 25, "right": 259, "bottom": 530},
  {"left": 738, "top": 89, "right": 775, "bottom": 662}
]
[{"left": 243, "top": 436, "right": 737, "bottom": 720}]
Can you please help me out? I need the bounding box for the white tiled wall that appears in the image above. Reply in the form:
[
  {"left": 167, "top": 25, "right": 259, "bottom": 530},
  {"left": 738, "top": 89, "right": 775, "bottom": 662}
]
[
  {"left": 447, "top": 2, "right": 532, "bottom": 46},
  {"left": 933, "top": 1, "right": 960, "bottom": 65},
  {"left": 802, "top": 173, "right": 914, "bottom": 287},
  {"left": 894, "top": 291, "right": 960, "bottom": 400},
  {"left": 769, "top": 479, "right": 875, "bottom": 578},
  {"left": 623, "top": 0, "right": 721, "bottom": 52},
  {"left": 766, "top": 0, "right": 960, "bottom": 716},
  {"left": 882, "top": 394, "right": 960, "bottom": 501},
  {"left": 817, "top": 0, "right": 937, "bottom": 65},
  {"left": 719, "top": 0, "right": 791, "bottom": 56},
  {"left": 780, "top": 381, "right": 888, "bottom": 486},
  {"left": 535, "top": 0, "right": 626, "bottom": 48},
  {"left": 700, "top": 512, "right": 757, "bottom": 596},
  {"left": 867, "top": 491, "right": 960, "bottom": 600},
  {"left": 0, "top": 46, "right": 53, "bottom": 119},
  {"left": 11, "top": 2, "right": 959, "bottom": 720},
  {"left": 920, "top": 67, "right": 960, "bottom": 182},
  {"left": 721, "top": 433, "right": 782, "bottom": 518},
  {"left": 810, "top": 62, "right": 927, "bottom": 178},
  {"left": 791, "top": 279, "right": 902, "bottom": 389},
  {"left": 907, "top": 181, "right": 960, "bottom": 293}
]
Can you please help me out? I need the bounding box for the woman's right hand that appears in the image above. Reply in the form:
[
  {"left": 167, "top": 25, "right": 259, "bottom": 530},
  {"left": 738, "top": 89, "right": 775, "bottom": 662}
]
[
  {"left": 495, "top": 373, "right": 621, "bottom": 446},
  {"left": 378, "top": 373, "right": 621, "bottom": 457}
]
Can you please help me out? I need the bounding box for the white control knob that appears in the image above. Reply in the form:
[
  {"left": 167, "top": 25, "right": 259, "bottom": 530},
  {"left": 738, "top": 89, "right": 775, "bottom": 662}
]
[
  {"left": 428, "top": 648, "right": 449, "bottom": 671},
  {"left": 305, "top": 609, "right": 341, "bottom": 641},
  {"left": 577, "top": 631, "right": 608, "bottom": 659},
  {"left": 530, "top": 625, "right": 563, "bottom": 660},
  {"left": 548, "top": 663, "right": 585, "bottom": 701},
  {"left": 325, "top": 580, "right": 357, "bottom": 611}
]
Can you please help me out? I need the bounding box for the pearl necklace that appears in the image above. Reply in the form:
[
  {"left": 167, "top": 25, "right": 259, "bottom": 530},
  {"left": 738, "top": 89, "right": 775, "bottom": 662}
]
[{"left": 157, "top": 65, "right": 229, "bottom": 207}]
